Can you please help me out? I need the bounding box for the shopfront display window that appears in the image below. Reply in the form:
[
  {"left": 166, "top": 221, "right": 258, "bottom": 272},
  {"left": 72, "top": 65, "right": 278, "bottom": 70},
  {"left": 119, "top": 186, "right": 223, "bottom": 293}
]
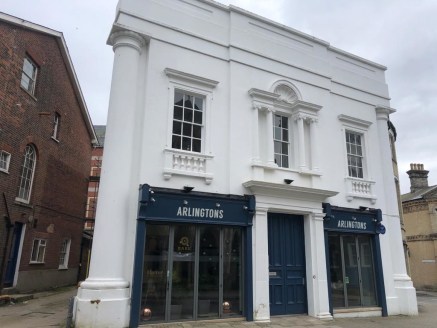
[
  {"left": 328, "top": 233, "right": 377, "bottom": 308},
  {"left": 140, "top": 223, "right": 243, "bottom": 323}
]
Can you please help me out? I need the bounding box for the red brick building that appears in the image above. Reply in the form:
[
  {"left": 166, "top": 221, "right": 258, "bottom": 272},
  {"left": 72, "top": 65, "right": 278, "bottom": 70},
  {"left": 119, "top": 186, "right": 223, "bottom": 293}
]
[
  {"left": 0, "top": 12, "right": 96, "bottom": 292},
  {"left": 79, "top": 125, "right": 105, "bottom": 282}
]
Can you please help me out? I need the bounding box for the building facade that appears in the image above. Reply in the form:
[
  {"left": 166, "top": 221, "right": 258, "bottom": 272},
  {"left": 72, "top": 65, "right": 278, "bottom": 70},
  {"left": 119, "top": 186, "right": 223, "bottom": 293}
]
[
  {"left": 74, "top": 1, "right": 417, "bottom": 327},
  {"left": 402, "top": 164, "right": 437, "bottom": 290},
  {"left": 78, "top": 125, "right": 106, "bottom": 282},
  {"left": 0, "top": 12, "right": 96, "bottom": 292}
]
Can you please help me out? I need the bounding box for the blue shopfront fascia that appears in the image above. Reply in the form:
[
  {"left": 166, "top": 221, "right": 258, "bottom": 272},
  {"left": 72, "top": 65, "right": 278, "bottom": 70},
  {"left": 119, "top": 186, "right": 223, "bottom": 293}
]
[
  {"left": 322, "top": 203, "right": 388, "bottom": 317},
  {"left": 130, "top": 184, "right": 255, "bottom": 327}
]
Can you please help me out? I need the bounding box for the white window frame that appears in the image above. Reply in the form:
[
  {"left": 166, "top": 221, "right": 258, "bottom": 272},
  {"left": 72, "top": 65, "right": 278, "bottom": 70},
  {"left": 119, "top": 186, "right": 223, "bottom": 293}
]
[
  {"left": 163, "top": 68, "right": 218, "bottom": 184},
  {"left": 0, "top": 150, "right": 11, "bottom": 173},
  {"left": 273, "top": 113, "right": 291, "bottom": 168},
  {"left": 345, "top": 130, "right": 364, "bottom": 179},
  {"left": 338, "top": 114, "right": 376, "bottom": 203},
  {"left": 171, "top": 90, "right": 205, "bottom": 153},
  {"left": 16, "top": 144, "right": 37, "bottom": 203},
  {"left": 30, "top": 238, "right": 46, "bottom": 264},
  {"left": 52, "top": 112, "right": 61, "bottom": 141},
  {"left": 58, "top": 239, "right": 71, "bottom": 269},
  {"left": 21, "top": 57, "right": 38, "bottom": 95}
]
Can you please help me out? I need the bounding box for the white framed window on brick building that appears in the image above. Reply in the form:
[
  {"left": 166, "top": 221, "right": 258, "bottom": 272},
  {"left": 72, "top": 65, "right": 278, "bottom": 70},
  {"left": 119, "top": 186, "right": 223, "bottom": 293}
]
[
  {"left": 21, "top": 56, "right": 38, "bottom": 95},
  {"left": 0, "top": 150, "right": 11, "bottom": 173},
  {"left": 338, "top": 114, "right": 376, "bottom": 204},
  {"left": 58, "top": 239, "right": 71, "bottom": 269},
  {"left": 16, "top": 144, "right": 37, "bottom": 203},
  {"left": 52, "top": 112, "right": 61, "bottom": 141},
  {"left": 163, "top": 68, "right": 218, "bottom": 184},
  {"left": 30, "top": 238, "right": 46, "bottom": 263}
]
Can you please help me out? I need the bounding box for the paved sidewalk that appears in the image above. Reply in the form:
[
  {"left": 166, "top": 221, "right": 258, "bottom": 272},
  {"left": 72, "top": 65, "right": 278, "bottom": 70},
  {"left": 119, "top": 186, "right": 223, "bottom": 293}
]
[{"left": 0, "top": 288, "right": 435, "bottom": 327}]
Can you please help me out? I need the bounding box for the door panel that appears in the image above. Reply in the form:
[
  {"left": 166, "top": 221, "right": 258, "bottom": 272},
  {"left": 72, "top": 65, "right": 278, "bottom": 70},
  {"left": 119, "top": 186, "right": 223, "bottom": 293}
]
[
  {"left": 268, "top": 214, "right": 307, "bottom": 315},
  {"left": 5, "top": 223, "right": 23, "bottom": 287},
  {"left": 141, "top": 224, "right": 169, "bottom": 323},
  {"left": 171, "top": 225, "right": 196, "bottom": 320}
]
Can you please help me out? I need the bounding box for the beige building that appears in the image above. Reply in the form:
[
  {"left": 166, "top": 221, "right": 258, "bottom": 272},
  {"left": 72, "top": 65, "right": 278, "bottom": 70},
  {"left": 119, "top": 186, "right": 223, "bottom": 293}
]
[{"left": 402, "top": 164, "right": 437, "bottom": 290}]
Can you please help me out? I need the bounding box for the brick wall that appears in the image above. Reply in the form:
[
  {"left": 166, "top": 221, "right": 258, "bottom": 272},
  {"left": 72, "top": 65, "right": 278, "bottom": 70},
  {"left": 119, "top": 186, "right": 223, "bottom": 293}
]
[{"left": 0, "top": 20, "right": 93, "bottom": 291}]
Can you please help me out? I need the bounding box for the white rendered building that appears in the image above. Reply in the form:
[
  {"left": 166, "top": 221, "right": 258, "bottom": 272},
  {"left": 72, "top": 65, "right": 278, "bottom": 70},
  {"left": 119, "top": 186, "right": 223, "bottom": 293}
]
[{"left": 74, "top": 0, "right": 418, "bottom": 327}]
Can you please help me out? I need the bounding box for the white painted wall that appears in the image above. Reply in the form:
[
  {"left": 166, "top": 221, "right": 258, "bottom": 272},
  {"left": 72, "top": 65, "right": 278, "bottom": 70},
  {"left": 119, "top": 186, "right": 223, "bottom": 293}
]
[{"left": 74, "top": 0, "right": 417, "bottom": 326}]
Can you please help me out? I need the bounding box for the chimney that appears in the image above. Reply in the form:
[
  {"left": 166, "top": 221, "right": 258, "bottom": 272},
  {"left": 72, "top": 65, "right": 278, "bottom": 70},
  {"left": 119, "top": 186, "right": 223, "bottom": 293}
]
[{"left": 406, "top": 163, "right": 429, "bottom": 193}]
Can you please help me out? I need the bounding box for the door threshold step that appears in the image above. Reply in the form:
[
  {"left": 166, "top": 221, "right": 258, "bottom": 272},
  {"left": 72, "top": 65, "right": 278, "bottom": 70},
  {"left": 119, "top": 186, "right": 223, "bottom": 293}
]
[{"left": 334, "top": 307, "right": 381, "bottom": 318}]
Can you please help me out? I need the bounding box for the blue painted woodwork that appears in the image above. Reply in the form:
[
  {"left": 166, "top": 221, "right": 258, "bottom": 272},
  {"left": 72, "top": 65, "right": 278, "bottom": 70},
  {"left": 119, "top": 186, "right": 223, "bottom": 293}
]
[{"left": 268, "top": 213, "right": 307, "bottom": 315}]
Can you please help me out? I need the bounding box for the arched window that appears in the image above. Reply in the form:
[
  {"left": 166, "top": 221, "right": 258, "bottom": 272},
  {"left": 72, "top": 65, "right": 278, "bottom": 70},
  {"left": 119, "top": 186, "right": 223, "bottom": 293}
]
[{"left": 17, "top": 144, "right": 37, "bottom": 202}]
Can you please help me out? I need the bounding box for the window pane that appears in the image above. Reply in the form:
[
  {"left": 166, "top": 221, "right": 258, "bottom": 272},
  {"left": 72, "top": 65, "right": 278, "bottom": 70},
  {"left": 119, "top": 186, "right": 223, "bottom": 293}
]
[
  {"left": 194, "top": 97, "right": 203, "bottom": 111},
  {"left": 183, "top": 123, "right": 192, "bottom": 137},
  {"left": 274, "top": 154, "right": 281, "bottom": 165},
  {"left": 184, "top": 95, "right": 193, "bottom": 108},
  {"left": 193, "top": 125, "right": 201, "bottom": 139},
  {"left": 184, "top": 108, "right": 193, "bottom": 122},
  {"left": 194, "top": 111, "right": 202, "bottom": 124},
  {"left": 192, "top": 139, "right": 201, "bottom": 152},
  {"left": 274, "top": 127, "right": 281, "bottom": 140},
  {"left": 282, "top": 155, "right": 289, "bottom": 168},
  {"left": 174, "top": 91, "right": 184, "bottom": 105},
  {"left": 274, "top": 141, "right": 281, "bottom": 154},
  {"left": 173, "top": 121, "right": 182, "bottom": 135},
  {"left": 282, "top": 143, "right": 288, "bottom": 155},
  {"left": 282, "top": 129, "right": 288, "bottom": 142},
  {"left": 173, "top": 106, "right": 183, "bottom": 120},
  {"left": 281, "top": 116, "right": 288, "bottom": 129},
  {"left": 172, "top": 135, "right": 181, "bottom": 149},
  {"left": 182, "top": 137, "right": 191, "bottom": 151},
  {"left": 274, "top": 115, "right": 281, "bottom": 127}
]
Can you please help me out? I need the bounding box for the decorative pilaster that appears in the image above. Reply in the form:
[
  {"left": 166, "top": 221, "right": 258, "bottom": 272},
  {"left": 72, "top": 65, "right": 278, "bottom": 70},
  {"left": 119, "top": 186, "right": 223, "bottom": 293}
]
[
  {"left": 75, "top": 30, "right": 147, "bottom": 328},
  {"left": 252, "top": 105, "right": 261, "bottom": 164},
  {"left": 295, "top": 114, "right": 307, "bottom": 171},
  {"left": 252, "top": 207, "right": 271, "bottom": 321},
  {"left": 309, "top": 118, "right": 319, "bottom": 172},
  {"left": 306, "top": 212, "right": 332, "bottom": 319},
  {"left": 265, "top": 107, "right": 277, "bottom": 167}
]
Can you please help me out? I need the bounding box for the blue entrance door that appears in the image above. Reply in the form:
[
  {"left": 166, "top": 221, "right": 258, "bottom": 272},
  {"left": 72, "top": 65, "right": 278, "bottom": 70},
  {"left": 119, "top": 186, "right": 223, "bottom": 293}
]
[
  {"left": 268, "top": 213, "right": 307, "bottom": 315},
  {"left": 4, "top": 223, "right": 23, "bottom": 287}
]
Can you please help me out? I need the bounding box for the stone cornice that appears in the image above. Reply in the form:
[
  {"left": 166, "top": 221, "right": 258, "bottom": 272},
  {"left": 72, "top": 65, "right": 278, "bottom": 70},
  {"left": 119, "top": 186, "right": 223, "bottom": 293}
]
[
  {"left": 164, "top": 68, "right": 219, "bottom": 89},
  {"left": 338, "top": 114, "right": 372, "bottom": 129},
  {"left": 243, "top": 180, "right": 338, "bottom": 202},
  {"left": 375, "top": 105, "right": 396, "bottom": 121}
]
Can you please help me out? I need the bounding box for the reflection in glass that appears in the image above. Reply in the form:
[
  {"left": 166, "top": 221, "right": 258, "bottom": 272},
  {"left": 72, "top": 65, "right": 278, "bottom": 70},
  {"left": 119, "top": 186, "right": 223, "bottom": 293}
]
[
  {"left": 328, "top": 234, "right": 345, "bottom": 308},
  {"left": 198, "top": 227, "right": 220, "bottom": 318},
  {"left": 171, "top": 225, "right": 195, "bottom": 320},
  {"left": 141, "top": 225, "right": 169, "bottom": 323},
  {"left": 358, "top": 236, "right": 377, "bottom": 306},
  {"left": 223, "top": 228, "right": 243, "bottom": 316}
]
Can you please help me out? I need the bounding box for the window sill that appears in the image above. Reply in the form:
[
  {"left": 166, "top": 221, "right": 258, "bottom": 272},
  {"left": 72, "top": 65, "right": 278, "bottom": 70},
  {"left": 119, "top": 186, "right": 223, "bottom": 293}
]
[
  {"left": 29, "top": 261, "right": 45, "bottom": 265},
  {"left": 345, "top": 177, "right": 376, "bottom": 204},
  {"left": 14, "top": 198, "right": 33, "bottom": 208},
  {"left": 51, "top": 136, "right": 60, "bottom": 143},
  {"left": 251, "top": 162, "right": 322, "bottom": 176},
  {"left": 58, "top": 266, "right": 68, "bottom": 270},
  {"left": 20, "top": 86, "right": 38, "bottom": 101},
  {"left": 163, "top": 148, "right": 214, "bottom": 184},
  {"left": 0, "top": 169, "right": 9, "bottom": 174}
]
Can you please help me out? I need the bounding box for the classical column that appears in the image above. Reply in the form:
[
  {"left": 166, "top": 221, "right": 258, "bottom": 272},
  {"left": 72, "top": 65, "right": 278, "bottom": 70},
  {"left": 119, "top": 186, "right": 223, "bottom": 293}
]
[
  {"left": 265, "top": 107, "right": 276, "bottom": 167},
  {"left": 295, "top": 114, "right": 307, "bottom": 171},
  {"left": 375, "top": 106, "right": 417, "bottom": 315},
  {"left": 252, "top": 207, "right": 270, "bottom": 321},
  {"left": 309, "top": 118, "right": 319, "bottom": 172},
  {"left": 75, "top": 31, "right": 146, "bottom": 328},
  {"left": 305, "top": 212, "right": 332, "bottom": 319}
]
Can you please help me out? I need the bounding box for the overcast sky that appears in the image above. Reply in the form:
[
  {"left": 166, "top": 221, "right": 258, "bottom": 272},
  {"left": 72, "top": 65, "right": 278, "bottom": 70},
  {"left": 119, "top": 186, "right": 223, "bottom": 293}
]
[{"left": 1, "top": 0, "right": 436, "bottom": 194}]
